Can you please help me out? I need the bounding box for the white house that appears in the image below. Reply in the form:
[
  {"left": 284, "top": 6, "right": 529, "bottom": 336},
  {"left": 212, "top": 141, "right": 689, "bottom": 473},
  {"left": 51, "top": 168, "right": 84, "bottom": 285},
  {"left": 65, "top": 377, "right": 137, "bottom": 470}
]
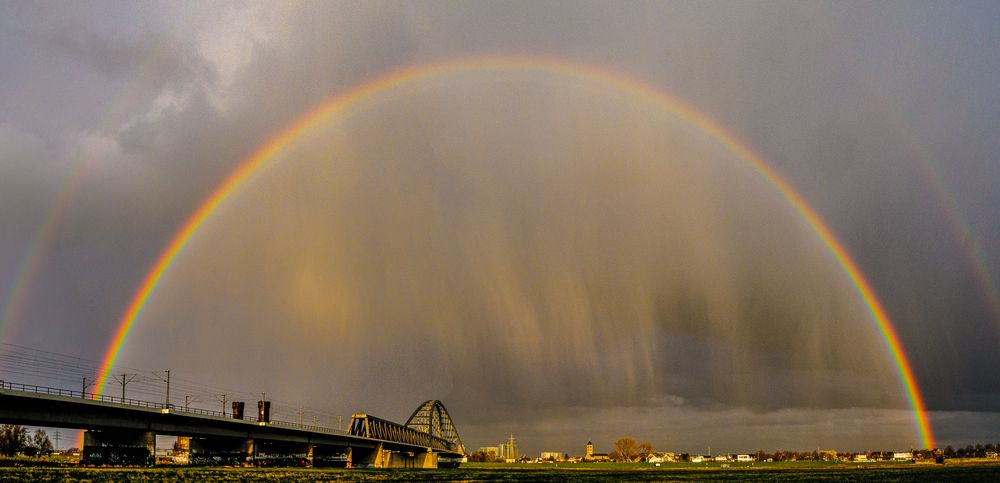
[
  {"left": 893, "top": 452, "right": 913, "bottom": 461},
  {"left": 646, "top": 452, "right": 675, "bottom": 463},
  {"left": 735, "top": 454, "right": 753, "bottom": 462}
]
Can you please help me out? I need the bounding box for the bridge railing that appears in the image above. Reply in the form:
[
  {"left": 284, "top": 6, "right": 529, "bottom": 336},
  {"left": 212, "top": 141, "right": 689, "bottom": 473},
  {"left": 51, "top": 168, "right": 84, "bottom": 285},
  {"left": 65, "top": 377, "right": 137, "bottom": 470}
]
[
  {"left": 170, "top": 405, "right": 226, "bottom": 418},
  {"left": 0, "top": 379, "right": 165, "bottom": 409},
  {"left": 0, "top": 379, "right": 344, "bottom": 434},
  {"left": 269, "top": 419, "right": 343, "bottom": 434}
]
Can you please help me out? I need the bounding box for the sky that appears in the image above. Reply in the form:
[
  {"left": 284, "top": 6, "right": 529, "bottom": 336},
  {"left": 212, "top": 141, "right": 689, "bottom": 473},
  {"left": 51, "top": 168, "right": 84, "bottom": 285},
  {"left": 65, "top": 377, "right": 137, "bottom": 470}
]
[{"left": 1, "top": 1, "right": 999, "bottom": 456}]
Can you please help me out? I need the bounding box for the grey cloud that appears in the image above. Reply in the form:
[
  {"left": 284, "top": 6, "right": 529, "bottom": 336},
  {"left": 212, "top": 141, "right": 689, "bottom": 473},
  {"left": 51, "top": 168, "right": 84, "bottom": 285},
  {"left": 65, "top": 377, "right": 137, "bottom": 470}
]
[{"left": 2, "top": 1, "right": 999, "bottom": 453}]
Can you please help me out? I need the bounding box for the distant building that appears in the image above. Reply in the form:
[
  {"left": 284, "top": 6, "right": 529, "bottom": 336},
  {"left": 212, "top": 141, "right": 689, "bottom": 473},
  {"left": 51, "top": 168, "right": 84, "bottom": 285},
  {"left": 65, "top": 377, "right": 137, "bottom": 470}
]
[
  {"left": 477, "top": 446, "right": 499, "bottom": 460},
  {"left": 690, "top": 455, "right": 704, "bottom": 463},
  {"left": 647, "top": 452, "right": 675, "bottom": 463},
  {"left": 853, "top": 454, "right": 868, "bottom": 462},
  {"left": 893, "top": 452, "right": 913, "bottom": 461},
  {"left": 735, "top": 454, "right": 753, "bottom": 462},
  {"left": 583, "top": 440, "right": 611, "bottom": 462},
  {"left": 540, "top": 451, "right": 565, "bottom": 461}
]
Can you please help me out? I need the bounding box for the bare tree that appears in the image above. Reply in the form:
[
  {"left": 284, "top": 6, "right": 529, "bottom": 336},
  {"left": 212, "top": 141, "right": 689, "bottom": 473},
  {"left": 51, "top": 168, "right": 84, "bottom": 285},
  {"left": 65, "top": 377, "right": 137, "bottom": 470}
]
[
  {"left": 638, "top": 441, "right": 654, "bottom": 459},
  {"left": 612, "top": 437, "right": 638, "bottom": 462}
]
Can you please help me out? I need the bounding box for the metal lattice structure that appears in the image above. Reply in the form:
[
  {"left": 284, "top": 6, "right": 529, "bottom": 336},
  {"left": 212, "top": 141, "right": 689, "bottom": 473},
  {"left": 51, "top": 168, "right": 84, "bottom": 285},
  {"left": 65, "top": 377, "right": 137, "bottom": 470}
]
[
  {"left": 349, "top": 413, "right": 458, "bottom": 452},
  {"left": 404, "top": 400, "right": 464, "bottom": 455}
]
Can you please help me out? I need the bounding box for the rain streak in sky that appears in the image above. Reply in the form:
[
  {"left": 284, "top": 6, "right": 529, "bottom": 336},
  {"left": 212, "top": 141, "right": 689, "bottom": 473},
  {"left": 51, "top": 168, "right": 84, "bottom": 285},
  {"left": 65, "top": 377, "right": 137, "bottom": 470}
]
[{"left": 1, "top": 1, "right": 1000, "bottom": 454}]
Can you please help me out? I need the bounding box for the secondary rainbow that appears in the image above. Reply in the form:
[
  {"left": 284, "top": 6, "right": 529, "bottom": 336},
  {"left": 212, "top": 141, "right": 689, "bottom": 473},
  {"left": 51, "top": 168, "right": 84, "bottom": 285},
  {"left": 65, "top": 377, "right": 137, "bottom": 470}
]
[
  {"left": 826, "top": 32, "right": 1000, "bottom": 329},
  {"left": 92, "top": 55, "right": 935, "bottom": 449},
  {"left": 0, "top": 167, "right": 85, "bottom": 341},
  {"left": 0, "top": 29, "right": 195, "bottom": 343}
]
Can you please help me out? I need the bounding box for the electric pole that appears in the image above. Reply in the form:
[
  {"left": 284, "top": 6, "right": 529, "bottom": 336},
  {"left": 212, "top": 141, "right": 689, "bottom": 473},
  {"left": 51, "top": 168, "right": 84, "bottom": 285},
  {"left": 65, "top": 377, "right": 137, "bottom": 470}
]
[
  {"left": 216, "top": 393, "right": 229, "bottom": 415},
  {"left": 113, "top": 373, "right": 137, "bottom": 402},
  {"left": 81, "top": 377, "right": 93, "bottom": 398}
]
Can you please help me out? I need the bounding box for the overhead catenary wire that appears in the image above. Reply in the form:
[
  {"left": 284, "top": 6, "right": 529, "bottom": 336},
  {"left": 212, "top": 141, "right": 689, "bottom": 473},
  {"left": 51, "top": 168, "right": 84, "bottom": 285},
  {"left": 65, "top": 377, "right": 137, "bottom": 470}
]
[{"left": 0, "top": 342, "right": 347, "bottom": 427}]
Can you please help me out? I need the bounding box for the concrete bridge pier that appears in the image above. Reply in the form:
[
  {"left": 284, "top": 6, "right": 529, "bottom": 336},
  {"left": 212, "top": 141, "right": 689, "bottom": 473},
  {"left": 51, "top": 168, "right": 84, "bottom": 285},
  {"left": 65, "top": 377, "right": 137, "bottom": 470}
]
[
  {"left": 388, "top": 449, "right": 438, "bottom": 468},
  {"left": 82, "top": 429, "right": 155, "bottom": 466},
  {"left": 416, "top": 449, "right": 439, "bottom": 468},
  {"left": 352, "top": 442, "right": 392, "bottom": 468}
]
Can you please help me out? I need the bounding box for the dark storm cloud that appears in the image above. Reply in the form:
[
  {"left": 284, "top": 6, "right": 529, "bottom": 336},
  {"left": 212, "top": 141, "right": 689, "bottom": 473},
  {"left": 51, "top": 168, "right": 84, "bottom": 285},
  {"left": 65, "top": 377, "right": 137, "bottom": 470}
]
[{"left": 1, "top": 1, "right": 1000, "bottom": 453}]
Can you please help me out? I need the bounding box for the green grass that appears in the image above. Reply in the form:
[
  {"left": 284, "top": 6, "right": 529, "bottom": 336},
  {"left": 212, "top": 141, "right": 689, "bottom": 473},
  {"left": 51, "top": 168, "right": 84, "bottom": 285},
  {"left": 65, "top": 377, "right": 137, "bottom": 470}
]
[
  {"left": 463, "top": 460, "right": 915, "bottom": 469},
  {"left": 0, "top": 462, "right": 998, "bottom": 482},
  {"left": 0, "top": 455, "right": 80, "bottom": 467}
]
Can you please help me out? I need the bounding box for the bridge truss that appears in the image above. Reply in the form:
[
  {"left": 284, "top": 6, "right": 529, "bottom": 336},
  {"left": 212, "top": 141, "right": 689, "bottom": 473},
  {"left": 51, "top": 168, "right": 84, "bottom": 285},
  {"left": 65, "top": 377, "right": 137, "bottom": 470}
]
[{"left": 349, "top": 400, "right": 463, "bottom": 454}]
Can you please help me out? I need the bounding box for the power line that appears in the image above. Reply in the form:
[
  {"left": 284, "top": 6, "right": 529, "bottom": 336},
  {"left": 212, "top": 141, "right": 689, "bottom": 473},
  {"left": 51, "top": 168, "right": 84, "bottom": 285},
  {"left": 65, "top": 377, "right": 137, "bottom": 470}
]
[
  {"left": 152, "top": 370, "right": 170, "bottom": 408},
  {"left": 112, "top": 373, "right": 138, "bottom": 401},
  {"left": 0, "top": 342, "right": 349, "bottom": 427}
]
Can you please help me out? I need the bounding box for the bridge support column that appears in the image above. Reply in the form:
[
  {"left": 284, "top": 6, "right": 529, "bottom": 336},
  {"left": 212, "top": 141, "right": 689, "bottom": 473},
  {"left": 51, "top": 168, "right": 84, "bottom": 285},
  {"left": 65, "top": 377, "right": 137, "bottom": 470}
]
[
  {"left": 352, "top": 442, "right": 389, "bottom": 468},
  {"left": 82, "top": 429, "right": 155, "bottom": 466},
  {"left": 416, "top": 449, "right": 438, "bottom": 468},
  {"left": 383, "top": 449, "right": 438, "bottom": 468}
]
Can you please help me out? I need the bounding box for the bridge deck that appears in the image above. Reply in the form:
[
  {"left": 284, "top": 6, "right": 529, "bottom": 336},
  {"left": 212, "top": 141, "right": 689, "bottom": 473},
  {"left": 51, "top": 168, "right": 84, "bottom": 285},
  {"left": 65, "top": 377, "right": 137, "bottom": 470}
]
[{"left": 0, "top": 382, "right": 462, "bottom": 457}]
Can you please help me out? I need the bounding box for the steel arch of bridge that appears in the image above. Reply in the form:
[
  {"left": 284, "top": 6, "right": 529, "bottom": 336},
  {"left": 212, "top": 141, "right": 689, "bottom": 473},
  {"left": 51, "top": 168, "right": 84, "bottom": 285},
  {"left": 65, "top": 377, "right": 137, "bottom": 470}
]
[
  {"left": 404, "top": 400, "right": 464, "bottom": 455},
  {"left": 348, "top": 400, "right": 463, "bottom": 453}
]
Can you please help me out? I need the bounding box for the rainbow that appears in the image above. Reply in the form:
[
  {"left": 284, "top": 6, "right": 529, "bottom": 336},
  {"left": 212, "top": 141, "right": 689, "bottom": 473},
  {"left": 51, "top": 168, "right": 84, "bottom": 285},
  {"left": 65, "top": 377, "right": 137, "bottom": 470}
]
[
  {"left": 0, "top": 166, "right": 85, "bottom": 340},
  {"left": 92, "top": 55, "right": 935, "bottom": 449},
  {"left": 821, "top": 27, "right": 1000, "bottom": 330},
  {"left": 888, "top": 113, "right": 1000, "bottom": 328},
  {"left": 0, "top": 27, "right": 195, "bottom": 343}
]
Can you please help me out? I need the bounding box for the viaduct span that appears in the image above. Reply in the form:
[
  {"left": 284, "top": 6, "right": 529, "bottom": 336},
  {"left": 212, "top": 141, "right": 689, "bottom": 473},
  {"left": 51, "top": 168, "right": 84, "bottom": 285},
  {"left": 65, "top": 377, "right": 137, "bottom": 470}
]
[{"left": 0, "top": 380, "right": 465, "bottom": 468}]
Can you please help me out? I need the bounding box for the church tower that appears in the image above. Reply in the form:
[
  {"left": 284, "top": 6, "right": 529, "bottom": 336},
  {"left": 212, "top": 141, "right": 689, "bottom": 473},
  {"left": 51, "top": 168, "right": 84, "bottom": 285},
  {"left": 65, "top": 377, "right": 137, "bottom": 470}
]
[{"left": 586, "top": 440, "right": 594, "bottom": 459}]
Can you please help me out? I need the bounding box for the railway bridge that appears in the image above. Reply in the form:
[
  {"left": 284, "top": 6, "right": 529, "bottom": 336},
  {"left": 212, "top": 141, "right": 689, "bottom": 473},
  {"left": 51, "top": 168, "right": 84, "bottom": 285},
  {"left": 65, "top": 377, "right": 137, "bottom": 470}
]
[{"left": 0, "top": 380, "right": 465, "bottom": 468}]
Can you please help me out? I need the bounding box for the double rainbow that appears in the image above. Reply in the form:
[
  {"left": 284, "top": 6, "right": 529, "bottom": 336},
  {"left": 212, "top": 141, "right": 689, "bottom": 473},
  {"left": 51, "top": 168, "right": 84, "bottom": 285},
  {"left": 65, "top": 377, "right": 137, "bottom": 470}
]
[{"left": 91, "top": 55, "right": 935, "bottom": 449}]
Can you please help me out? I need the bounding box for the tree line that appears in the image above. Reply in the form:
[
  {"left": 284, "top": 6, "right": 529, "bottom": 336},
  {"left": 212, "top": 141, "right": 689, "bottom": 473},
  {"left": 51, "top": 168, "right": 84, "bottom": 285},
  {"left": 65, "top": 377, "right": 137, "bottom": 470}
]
[
  {"left": 0, "top": 424, "right": 54, "bottom": 457},
  {"left": 467, "top": 437, "right": 1000, "bottom": 462}
]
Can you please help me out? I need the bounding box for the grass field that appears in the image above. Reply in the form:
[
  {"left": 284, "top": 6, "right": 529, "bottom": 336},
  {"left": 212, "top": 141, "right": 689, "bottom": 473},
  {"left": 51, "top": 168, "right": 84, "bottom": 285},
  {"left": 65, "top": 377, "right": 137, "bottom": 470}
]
[
  {"left": 1, "top": 461, "right": 999, "bottom": 481},
  {"left": 463, "top": 460, "right": 920, "bottom": 469}
]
